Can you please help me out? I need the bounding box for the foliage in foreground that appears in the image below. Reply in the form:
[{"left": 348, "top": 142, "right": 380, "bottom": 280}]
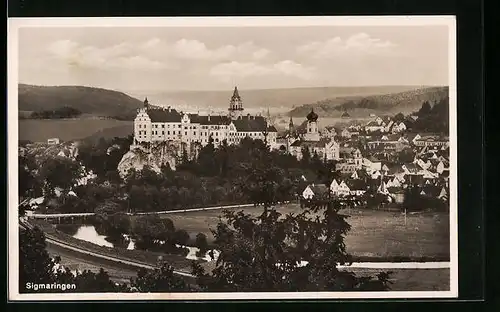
[
  {"left": 191, "top": 199, "right": 392, "bottom": 292},
  {"left": 19, "top": 226, "right": 189, "bottom": 293},
  {"left": 190, "top": 144, "right": 392, "bottom": 292}
]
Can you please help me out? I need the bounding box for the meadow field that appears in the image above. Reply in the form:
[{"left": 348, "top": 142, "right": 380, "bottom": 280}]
[
  {"left": 18, "top": 118, "right": 133, "bottom": 142},
  {"left": 46, "top": 243, "right": 450, "bottom": 291},
  {"left": 163, "top": 204, "right": 450, "bottom": 261},
  {"left": 344, "top": 268, "right": 450, "bottom": 291}
]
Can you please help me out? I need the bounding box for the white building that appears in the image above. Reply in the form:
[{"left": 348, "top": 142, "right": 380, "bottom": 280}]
[
  {"left": 47, "top": 138, "right": 60, "bottom": 145},
  {"left": 132, "top": 87, "right": 278, "bottom": 152}
]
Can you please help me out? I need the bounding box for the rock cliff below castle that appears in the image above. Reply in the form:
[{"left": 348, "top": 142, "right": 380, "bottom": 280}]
[{"left": 117, "top": 142, "right": 178, "bottom": 178}]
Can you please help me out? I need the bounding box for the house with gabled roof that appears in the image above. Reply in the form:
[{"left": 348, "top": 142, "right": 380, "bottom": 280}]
[
  {"left": 346, "top": 179, "right": 367, "bottom": 196},
  {"left": 370, "top": 170, "right": 382, "bottom": 180},
  {"left": 303, "top": 183, "right": 330, "bottom": 199},
  {"left": 436, "top": 160, "right": 450, "bottom": 174},
  {"left": 377, "top": 180, "right": 389, "bottom": 195},
  {"left": 363, "top": 156, "right": 382, "bottom": 172},
  {"left": 387, "top": 186, "right": 406, "bottom": 204},
  {"left": 365, "top": 120, "right": 385, "bottom": 133},
  {"left": 330, "top": 179, "right": 352, "bottom": 197},
  {"left": 391, "top": 121, "right": 407, "bottom": 133}
]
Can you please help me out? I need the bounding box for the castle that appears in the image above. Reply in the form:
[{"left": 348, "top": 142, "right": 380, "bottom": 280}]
[{"left": 132, "top": 87, "right": 278, "bottom": 157}]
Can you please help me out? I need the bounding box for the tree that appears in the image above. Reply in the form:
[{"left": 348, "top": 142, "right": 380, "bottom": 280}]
[
  {"left": 418, "top": 101, "right": 432, "bottom": 117},
  {"left": 39, "top": 156, "right": 82, "bottom": 191},
  {"left": 131, "top": 263, "right": 191, "bottom": 292},
  {"left": 19, "top": 154, "right": 42, "bottom": 199},
  {"left": 195, "top": 233, "right": 209, "bottom": 257},
  {"left": 132, "top": 215, "right": 176, "bottom": 251},
  {"left": 19, "top": 226, "right": 126, "bottom": 293},
  {"left": 94, "top": 200, "right": 130, "bottom": 240},
  {"left": 397, "top": 148, "right": 416, "bottom": 163},
  {"left": 74, "top": 269, "right": 128, "bottom": 292},
  {"left": 174, "top": 229, "right": 190, "bottom": 246},
  {"left": 393, "top": 112, "right": 405, "bottom": 122},
  {"left": 300, "top": 147, "right": 311, "bottom": 167},
  {"left": 19, "top": 227, "right": 58, "bottom": 290},
  {"left": 191, "top": 167, "right": 392, "bottom": 292}
]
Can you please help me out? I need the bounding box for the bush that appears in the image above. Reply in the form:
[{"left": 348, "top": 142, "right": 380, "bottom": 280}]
[
  {"left": 174, "top": 229, "right": 190, "bottom": 246},
  {"left": 195, "top": 233, "right": 208, "bottom": 255}
]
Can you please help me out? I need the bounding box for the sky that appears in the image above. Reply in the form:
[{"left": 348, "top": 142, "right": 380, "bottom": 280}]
[{"left": 17, "top": 24, "right": 450, "bottom": 92}]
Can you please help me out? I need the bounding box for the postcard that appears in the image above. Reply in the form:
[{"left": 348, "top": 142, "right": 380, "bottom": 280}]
[{"left": 8, "top": 16, "right": 457, "bottom": 300}]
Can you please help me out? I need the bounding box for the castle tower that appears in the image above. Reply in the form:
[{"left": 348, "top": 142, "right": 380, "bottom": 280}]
[
  {"left": 228, "top": 86, "right": 243, "bottom": 120},
  {"left": 134, "top": 100, "right": 152, "bottom": 143},
  {"left": 289, "top": 116, "right": 294, "bottom": 132},
  {"left": 304, "top": 108, "right": 320, "bottom": 142}
]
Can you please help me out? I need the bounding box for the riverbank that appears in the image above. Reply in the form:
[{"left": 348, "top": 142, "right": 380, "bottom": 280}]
[{"left": 30, "top": 219, "right": 197, "bottom": 272}]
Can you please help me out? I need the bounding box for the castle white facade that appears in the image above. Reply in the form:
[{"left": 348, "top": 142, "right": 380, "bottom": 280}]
[{"left": 133, "top": 87, "right": 277, "bottom": 150}]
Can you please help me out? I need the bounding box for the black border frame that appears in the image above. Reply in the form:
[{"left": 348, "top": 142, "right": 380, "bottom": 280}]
[{"left": 6, "top": 0, "right": 485, "bottom": 308}]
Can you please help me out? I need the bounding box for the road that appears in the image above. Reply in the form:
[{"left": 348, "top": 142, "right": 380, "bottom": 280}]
[
  {"left": 20, "top": 220, "right": 196, "bottom": 283},
  {"left": 30, "top": 202, "right": 264, "bottom": 218}
]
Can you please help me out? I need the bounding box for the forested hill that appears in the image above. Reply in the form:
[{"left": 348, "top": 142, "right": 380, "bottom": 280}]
[
  {"left": 18, "top": 84, "right": 143, "bottom": 119},
  {"left": 289, "top": 86, "right": 449, "bottom": 117}
]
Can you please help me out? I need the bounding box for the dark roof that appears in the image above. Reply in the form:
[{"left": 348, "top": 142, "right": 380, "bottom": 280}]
[
  {"left": 387, "top": 186, "right": 404, "bottom": 194},
  {"left": 233, "top": 115, "right": 268, "bottom": 132},
  {"left": 267, "top": 125, "right": 278, "bottom": 132},
  {"left": 291, "top": 138, "right": 332, "bottom": 148},
  {"left": 147, "top": 108, "right": 182, "bottom": 122},
  {"left": 306, "top": 108, "right": 318, "bottom": 121},
  {"left": 366, "top": 121, "right": 380, "bottom": 127},
  {"left": 382, "top": 116, "right": 392, "bottom": 123},
  {"left": 387, "top": 165, "right": 405, "bottom": 176},
  {"left": 200, "top": 115, "right": 232, "bottom": 125},
  {"left": 421, "top": 185, "right": 442, "bottom": 197},
  {"left": 404, "top": 163, "right": 420, "bottom": 173},
  {"left": 341, "top": 111, "right": 350, "bottom": 118},
  {"left": 231, "top": 86, "right": 241, "bottom": 100},
  {"left": 309, "top": 184, "right": 329, "bottom": 195},
  {"left": 346, "top": 179, "right": 367, "bottom": 190},
  {"left": 429, "top": 159, "right": 441, "bottom": 166},
  {"left": 405, "top": 133, "right": 420, "bottom": 141}
]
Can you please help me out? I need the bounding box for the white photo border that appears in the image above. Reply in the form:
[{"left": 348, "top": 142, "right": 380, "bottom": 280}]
[{"left": 7, "top": 15, "right": 458, "bottom": 301}]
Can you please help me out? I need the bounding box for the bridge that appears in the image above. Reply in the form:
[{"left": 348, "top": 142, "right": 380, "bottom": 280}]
[{"left": 28, "top": 202, "right": 288, "bottom": 219}]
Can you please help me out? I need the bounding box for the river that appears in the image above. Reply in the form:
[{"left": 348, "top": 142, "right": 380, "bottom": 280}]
[{"left": 57, "top": 224, "right": 218, "bottom": 261}]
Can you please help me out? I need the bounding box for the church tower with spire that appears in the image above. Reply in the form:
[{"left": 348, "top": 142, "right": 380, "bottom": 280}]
[
  {"left": 288, "top": 116, "right": 294, "bottom": 132},
  {"left": 228, "top": 86, "right": 244, "bottom": 120}
]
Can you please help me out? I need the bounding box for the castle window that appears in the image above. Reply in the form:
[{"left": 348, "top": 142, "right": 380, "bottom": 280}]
[
  {"left": 162, "top": 125, "right": 165, "bottom": 128},
  {"left": 178, "top": 125, "right": 181, "bottom": 128},
  {"left": 185, "top": 126, "right": 188, "bottom": 130},
  {"left": 193, "top": 132, "right": 196, "bottom": 136},
  {"left": 168, "top": 131, "right": 170, "bottom": 135},
  {"left": 173, "top": 131, "right": 176, "bottom": 135},
  {"left": 162, "top": 131, "right": 165, "bottom": 135},
  {"left": 185, "top": 132, "right": 187, "bottom": 135}
]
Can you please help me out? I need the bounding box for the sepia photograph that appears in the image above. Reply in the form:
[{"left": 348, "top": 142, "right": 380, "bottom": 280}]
[{"left": 8, "top": 16, "right": 457, "bottom": 300}]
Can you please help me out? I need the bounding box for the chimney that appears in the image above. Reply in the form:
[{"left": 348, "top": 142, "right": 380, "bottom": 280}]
[
  {"left": 208, "top": 114, "right": 211, "bottom": 121},
  {"left": 168, "top": 106, "right": 171, "bottom": 112}
]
